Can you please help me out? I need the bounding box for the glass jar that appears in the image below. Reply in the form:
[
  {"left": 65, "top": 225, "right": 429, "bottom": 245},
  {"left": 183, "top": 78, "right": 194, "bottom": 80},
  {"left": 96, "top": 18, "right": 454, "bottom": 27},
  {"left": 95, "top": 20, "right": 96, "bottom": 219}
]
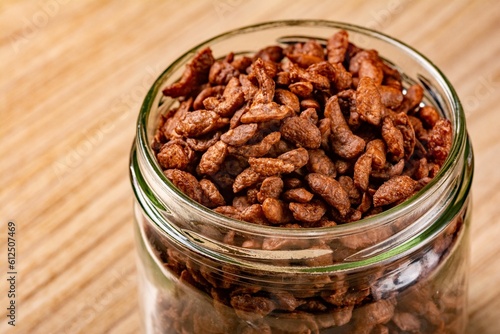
[{"left": 130, "top": 21, "right": 473, "bottom": 334}]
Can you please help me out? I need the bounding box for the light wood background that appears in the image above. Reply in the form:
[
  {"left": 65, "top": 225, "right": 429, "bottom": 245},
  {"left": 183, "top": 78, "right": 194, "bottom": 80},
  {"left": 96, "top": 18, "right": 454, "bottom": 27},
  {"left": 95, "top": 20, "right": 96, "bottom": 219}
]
[{"left": 1, "top": 1, "right": 499, "bottom": 333}]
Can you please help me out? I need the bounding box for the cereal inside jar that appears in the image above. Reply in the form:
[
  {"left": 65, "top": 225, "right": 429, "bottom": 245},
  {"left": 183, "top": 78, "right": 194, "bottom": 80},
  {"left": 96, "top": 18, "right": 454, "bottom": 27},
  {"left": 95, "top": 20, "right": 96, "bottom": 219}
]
[{"left": 131, "top": 21, "right": 473, "bottom": 334}]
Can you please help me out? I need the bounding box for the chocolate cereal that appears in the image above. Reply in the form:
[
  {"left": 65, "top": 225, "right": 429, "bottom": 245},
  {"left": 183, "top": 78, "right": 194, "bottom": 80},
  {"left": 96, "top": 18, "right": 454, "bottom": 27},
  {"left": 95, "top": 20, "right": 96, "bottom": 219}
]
[{"left": 153, "top": 31, "right": 451, "bottom": 226}]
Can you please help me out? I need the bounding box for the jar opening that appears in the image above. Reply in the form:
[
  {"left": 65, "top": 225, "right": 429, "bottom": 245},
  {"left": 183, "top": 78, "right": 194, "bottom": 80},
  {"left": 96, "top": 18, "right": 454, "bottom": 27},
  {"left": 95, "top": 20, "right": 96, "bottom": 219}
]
[{"left": 131, "top": 20, "right": 471, "bottom": 270}]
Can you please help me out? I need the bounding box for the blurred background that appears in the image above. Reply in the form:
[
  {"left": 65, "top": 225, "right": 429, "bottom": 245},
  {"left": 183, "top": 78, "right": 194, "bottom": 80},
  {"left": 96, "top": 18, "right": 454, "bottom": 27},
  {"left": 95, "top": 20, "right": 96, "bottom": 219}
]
[{"left": 1, "top": 0, "right": 499, "bottom": 333}]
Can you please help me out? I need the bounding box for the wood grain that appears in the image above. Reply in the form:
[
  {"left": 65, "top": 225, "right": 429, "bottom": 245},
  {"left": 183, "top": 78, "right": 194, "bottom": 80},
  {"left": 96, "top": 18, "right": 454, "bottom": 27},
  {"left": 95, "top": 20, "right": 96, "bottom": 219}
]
[{"left": 1, "top": 0, "right": 499, "bottom": 333}]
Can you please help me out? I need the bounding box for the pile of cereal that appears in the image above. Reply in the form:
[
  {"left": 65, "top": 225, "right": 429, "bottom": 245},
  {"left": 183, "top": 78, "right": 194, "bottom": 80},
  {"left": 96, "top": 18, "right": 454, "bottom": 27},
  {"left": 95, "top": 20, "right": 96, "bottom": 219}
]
[{"left": 153, "top": 30, "right": 452, "bottom": 227}]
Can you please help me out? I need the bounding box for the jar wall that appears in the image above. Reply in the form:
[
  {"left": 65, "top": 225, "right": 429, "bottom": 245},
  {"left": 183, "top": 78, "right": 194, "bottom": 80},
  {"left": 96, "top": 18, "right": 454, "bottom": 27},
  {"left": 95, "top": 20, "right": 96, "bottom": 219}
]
[{"left": 134, "top": 199, "right": 470, "bottom": 334}]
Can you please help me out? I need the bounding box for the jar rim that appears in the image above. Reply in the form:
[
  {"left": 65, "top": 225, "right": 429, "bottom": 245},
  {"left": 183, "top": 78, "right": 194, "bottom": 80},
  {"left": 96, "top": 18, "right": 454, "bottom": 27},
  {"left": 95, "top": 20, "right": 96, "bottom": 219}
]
[{"left": 134, "top": 20, "right": 468, "bottom": 243}]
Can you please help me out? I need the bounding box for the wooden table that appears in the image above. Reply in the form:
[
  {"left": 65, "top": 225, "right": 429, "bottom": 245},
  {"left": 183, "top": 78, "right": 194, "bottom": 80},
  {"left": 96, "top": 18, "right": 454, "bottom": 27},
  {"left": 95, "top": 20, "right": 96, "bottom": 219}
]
[{"left": 1, "top": 1, "right": 499, "bottom": 333}]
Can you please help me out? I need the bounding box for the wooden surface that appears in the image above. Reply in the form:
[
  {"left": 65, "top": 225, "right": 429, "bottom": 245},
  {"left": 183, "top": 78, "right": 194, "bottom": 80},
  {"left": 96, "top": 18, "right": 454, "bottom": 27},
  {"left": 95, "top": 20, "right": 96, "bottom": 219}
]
[{"left": 1, "top": 1, "right": 499, "bottom": 333}]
